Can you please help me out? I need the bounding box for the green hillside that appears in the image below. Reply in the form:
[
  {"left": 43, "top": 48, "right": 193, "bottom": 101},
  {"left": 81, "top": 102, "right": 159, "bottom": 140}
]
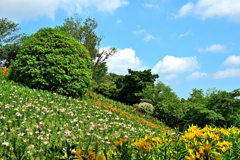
[{"left": 0, "top": 67, "right": 240, "bottom": 160}]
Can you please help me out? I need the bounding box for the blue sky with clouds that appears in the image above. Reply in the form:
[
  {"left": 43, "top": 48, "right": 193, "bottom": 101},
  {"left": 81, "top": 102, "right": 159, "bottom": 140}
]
[{"left": 1, "top": 0, "right": 240, "bottom": 99}]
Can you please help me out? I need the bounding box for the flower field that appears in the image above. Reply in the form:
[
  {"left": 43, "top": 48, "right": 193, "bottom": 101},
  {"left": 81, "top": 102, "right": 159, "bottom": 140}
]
[{"left": 0, "top": 66, "right": 240, "bottom": 160}]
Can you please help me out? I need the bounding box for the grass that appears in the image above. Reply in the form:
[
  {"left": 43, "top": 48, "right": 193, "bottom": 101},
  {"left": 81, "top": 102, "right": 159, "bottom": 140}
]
[{"left": 0, "top": 66, "right": 240, "bottom": 160}]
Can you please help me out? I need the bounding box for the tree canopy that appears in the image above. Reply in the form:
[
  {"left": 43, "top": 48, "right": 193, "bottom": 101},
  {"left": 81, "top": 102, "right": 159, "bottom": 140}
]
[
  {"left": 113, "top": 69, "right": 159, "bottom": 105},
  {"left": 62, "top": 14, "right": 117, "bottom": 82}
]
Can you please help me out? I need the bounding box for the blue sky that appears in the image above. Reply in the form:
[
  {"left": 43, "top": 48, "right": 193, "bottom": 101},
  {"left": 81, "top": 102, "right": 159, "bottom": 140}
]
[{"left": 1, "top": 0, "right": 240, "bottom": 99}]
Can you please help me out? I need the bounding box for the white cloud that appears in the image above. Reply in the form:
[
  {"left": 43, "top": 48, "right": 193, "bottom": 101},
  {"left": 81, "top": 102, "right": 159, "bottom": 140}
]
[
  {"left": 133, "top": 29, "right": 145, "bottom": 35},
  {"left": 143, "top": 34, "right": 158, "bottom": 42},
  {"left": 222, "top": 55, "right": 240, "bottom": 67},
  {"left": 103, "top": 47, "right": 147, "bottom": 75},
  {"left": 198, "top": 48, "right": 204, "bottom": 52},
  {"left": 0, "top": 0, "right": 129, "bottom": 21},
  {"left": 116, "top": 19, "right": 122, "bottom": 23},
  {"left": 213, "top": 68, "right": 240, "bottom": 79},
  {"left": 152, "top": 56, "right": 200, "bottom": 75},
  {"left": 91, "top": 0, "right": 129, "bottom": 13},
  {"left": 175, "top": 2, "right": 194, "bottom": 18},
  {"left": 176, "top": 0, "right": 240, "bottom": 22},
  {"left": 186, "top": 71, "right": 209, "bottom": 80},
  {"left": 144, "top": 3, "right": 153, "bottom": 8},
  {"left": 205, "top": 44, "right": 226, "bottom": 53},
  {"left": 165, "top": 74, "right": 178, "bottom": 80},
  {"left": 143, "top": 3, "right": 158, "bottom": 8},
  {"left": 178, "top": 31, "right": 190, "bottom": 38},
  {"left": 198, "top": 44, "right": 227, "bottom": 53}
]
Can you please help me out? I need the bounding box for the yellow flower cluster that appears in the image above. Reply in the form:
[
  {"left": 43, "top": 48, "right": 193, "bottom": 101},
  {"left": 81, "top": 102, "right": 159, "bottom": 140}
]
[
  {"left": 112, "top": 138, "right": 128, "bottom": 148},
  {"left": 183, "top": 124, "right": 237, "bottom": 160},
  {"left": 71, "top": 148, "right": 108, "bottom": 160},
  {"left": 134, "top": 135, "right": 154, "bottom": 152}
]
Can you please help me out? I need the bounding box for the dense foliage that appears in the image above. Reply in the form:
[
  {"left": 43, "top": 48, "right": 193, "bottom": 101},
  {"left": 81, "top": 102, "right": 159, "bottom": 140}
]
[
  {"left": 180, "top": 88, "right": 240, "bottom": 131},
  {"left": 113, "top": 69, "right": 159, "bottom": 105},
  {"left": 6, "top": 27, "right": 93, "bottom": 99}
]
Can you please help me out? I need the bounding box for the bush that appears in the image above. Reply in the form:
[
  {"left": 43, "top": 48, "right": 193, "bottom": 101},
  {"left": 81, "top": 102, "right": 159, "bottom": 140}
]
[
  {"left": 7, "top": 27, "right": 93, "bottom": 99},
  {"left": 134, "top": 102, "right": 154, "bottom": 115}
]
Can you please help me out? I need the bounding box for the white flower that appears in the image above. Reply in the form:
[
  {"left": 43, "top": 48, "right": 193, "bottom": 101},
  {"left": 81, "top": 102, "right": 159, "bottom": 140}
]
[
  {"left": 64, "top": 130, "right": 71, "bottom": 135},
  {"left": 2, "top": 142, "right": 9, "bottom": 146},
  {"left": 44, "top": 141, "right": 49, "bottom": 144},
  {"left": 18, "top": 133, "right": 25, "bottom": 136}
]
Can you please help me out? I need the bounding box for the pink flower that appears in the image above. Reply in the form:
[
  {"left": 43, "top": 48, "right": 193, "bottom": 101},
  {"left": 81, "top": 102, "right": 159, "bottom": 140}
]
[
  {"left": 2, "top": 142, "right": 9, "bottom": 146},
  {"left": 39, "top": 150, "right": 43, "bottom": 152},
  {"left": 28, "top": 145, "right": 34, "bottom": 149},
  {"left": 67, "top": 134, "right": 71, "bottom": 137}
]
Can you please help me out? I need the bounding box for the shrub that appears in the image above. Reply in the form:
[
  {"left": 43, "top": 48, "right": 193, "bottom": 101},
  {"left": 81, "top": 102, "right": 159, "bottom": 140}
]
[
  {"left": 134, "top": 102, "right": 154, "bottom": 115},
  {"left": 7, "top": 27, "right": 93, "bottom": 99}
]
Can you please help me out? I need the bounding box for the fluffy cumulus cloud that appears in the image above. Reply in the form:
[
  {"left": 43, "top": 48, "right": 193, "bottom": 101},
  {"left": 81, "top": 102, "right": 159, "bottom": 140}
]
[
  {"left": 213, "top": 68, "right": 240, "bottom": 79},
  {"left": 222, "top": 55, "right": 240, "bottom": 67},
  {"left": 186, "top": 71, "right": 209, "bottom": 80},
  {"left": 0, "top": 0, "right": 129, "bottom": 21},
  {"left": 102, "top": 47, "right": 147, "bottom": 75},
  {"left": 152, "top": 56, "right": 200, "bottom": 80},
  {"left": 198, "top": 44, "right": 226, "bottom": 53},
  {"left": 176, "top": 0, "right": 240, "bottom": 22},
  {"left": 205, "top": 44, "right": 226, "bottom": 53}
]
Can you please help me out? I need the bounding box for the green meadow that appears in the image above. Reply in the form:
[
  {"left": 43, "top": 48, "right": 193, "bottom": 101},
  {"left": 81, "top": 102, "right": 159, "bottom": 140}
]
[{"left": 0, "top": 66, "right": 240, "bottom": 160}]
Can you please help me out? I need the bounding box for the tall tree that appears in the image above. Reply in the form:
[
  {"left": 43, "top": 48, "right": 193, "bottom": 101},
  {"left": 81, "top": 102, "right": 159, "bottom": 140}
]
[
  {"left": 188, "top": 88, "right": 205, "bottom": 104},
  {"left": 62, "top": 14, "right": 117, "bottom": 81},
  {"left": 0, "top": 17, "right": 26, "bottom": 67},
  {"left": 114, "top": 69, "right": 159, "bottom": 105}
]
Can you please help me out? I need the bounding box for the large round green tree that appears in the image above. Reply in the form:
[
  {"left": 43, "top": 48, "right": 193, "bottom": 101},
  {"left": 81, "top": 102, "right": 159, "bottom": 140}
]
[{"left": 7, "top": 27, "right": 93, "bottom": 99}]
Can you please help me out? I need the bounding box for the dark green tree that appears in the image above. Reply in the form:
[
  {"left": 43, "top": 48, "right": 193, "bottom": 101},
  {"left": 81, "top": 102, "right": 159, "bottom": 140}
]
[
  {"left": 7, "top": 27, "right": 93, "bottom": 99},
  {"left": 187, "top": 88, "right": 205, "bottom": 104},
  {"left": 113, "top": 69, "right": 159, "bottom": 105},
  {"left": 181, "top": 88, "right": 240, "bottom": 130},
  {"left": 89, "top": 72, "right": 123, "bottom": 99},
  {"left": 205, "top": 88, "right": 240, "bottom": 128}
]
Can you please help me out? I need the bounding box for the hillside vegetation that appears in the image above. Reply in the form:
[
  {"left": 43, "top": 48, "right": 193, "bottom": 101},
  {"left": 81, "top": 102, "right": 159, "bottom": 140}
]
[{"left": 1, "top": 66, "right": 240, "bottom": 160}]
